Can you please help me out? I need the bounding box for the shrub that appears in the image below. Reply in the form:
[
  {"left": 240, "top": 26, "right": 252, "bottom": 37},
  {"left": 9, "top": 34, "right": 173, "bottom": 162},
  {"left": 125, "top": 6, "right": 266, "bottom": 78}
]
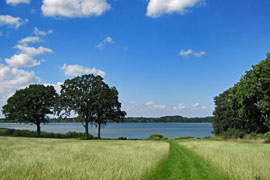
[
  {"left": 264, "top": 132, "right": 270, "bottom": 144},
  {"left": 0, "top": 128, "right": 93, "bottom": 139},
  {"left": 147, "top": 134, "right": 168, "bottom": 141},
  {"left": 221, "top": 128, "right": 246, "bottom": 139}
]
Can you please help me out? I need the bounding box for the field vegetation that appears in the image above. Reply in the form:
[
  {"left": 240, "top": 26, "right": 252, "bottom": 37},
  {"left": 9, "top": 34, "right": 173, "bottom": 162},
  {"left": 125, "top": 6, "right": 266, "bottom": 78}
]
[
  {"left": 179, "top": 140, "right": 270, "bottom": 180},
  {"left": 0, "top": 136, "right": 169, "bottom": 180}
]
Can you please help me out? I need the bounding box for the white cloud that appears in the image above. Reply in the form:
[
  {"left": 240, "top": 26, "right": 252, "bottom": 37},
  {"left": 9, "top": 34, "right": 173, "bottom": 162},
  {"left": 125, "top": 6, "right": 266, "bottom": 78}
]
[
  {"left": 0, "top": 64, "right": 40, "bottom": 108},
  {"left": 145, "top": 101, "right": 154, "bottom": 106},
  {"left": 130, "top": 101, "right": 135, "bottom": 104},
  {"left": 146, "top": 0, "right": 202, "bottom": 18},
  {"left": 61, "top": 64, "right": 106, "bottom": 77},
  {"left": 179, "top": 49, "right": 193, "bottom": 56},
  {"left": 6, "top": 0, "right": 31, "bottom": 6},
  {"left": 103, "top": 37, "right": 113, "bottom": 43},
  {"left": 0, "top": 15, "right": 28, "bottom": 29},
  {"left": 42, "top": 0, "right": 111, "bottom": 18},
  {"left": 96, "top": 43, "right": 104, "bottom": 49},
  {"left": 33, "top": 27, "right": 53, "bottom": 36},
  {"left": 152, "top": 104, "right": 166, "bottom": 109},
  {"left": 5, "top": 43, "right": 53, "bottom": 68},
  {"left": 96, "top": 36, "right": 113, "bottom": 50},
  {"left": 44, "top": 82, "right": 63, "bottom": 94},
  {"left": 201, "top": 106, "right": 207, "bottom": 110},
  {"left": 192, "top": 103, "right": 200, "bottom": 107},
  {"left": 179, "top": 49, "right": 206, "bottom": 57},
  {"left": 173, "top": 103, "right": 186, "bottom": 110},
  {"left": 18, "top": 36, "right": 41, "bottom": 45},
  {"left": 193, "top": 51, "right": 206, "bottom": 57}
]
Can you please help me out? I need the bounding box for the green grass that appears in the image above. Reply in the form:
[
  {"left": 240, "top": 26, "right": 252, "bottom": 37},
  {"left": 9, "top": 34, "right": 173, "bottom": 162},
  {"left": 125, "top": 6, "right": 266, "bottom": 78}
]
[
  {"left": 146, "top": 141, "right": 229, "bottom": 180},
  {"left": 0, "top": 136, "right": 169, "bottom": 180},
  {"left": 179, "top": 140, "right": 270, "bottom": 180}
]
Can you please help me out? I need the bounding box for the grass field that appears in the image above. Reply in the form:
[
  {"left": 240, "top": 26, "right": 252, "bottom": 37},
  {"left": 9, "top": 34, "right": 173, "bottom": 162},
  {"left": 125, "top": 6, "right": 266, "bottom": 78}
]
[
  {"left": 179, "top": 140, "right": 270, "bottom": 180},
  {"left": 0, "top": 137, "right": 169, "bottom": 180}
]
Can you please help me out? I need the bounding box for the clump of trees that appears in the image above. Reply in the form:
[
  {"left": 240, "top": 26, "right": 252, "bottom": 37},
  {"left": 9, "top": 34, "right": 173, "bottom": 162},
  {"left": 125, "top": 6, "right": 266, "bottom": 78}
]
[
  {"left": 213, "top": 53, "right": 270, "bottom": 135},
  {"left": 55, "top": 74, "right": 126, "bottom": 139},
  {"left": 2, "top": 74, "right": 126, "bottom": 139}
]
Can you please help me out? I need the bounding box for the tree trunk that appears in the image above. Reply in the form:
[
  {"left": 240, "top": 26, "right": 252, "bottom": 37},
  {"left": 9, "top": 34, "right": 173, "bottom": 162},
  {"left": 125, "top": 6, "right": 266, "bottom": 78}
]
[
  {"left": 36, "top": 123, "right": 41, "bottom": 137},
  {"left": 85, "top": 120, "right": 89, "bottom": 139},
  {"left": 98, "top": 122, "right": 101, "bottom": 139}
]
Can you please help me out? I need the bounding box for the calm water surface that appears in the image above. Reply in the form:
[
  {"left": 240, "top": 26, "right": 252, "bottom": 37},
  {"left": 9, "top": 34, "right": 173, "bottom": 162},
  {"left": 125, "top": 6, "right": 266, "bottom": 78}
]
[{"left": 0, "top": 123, "right": 213, "bottom": 139}]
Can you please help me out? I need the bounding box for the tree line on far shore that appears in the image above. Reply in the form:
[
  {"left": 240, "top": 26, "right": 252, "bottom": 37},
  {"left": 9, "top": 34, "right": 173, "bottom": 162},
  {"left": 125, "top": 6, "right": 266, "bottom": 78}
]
[
  {"left": 213, "top": 53, "right": 270, "bottom": 135},
  {"left": 2, "top": 74, "right": 126, "bottom": 139}
]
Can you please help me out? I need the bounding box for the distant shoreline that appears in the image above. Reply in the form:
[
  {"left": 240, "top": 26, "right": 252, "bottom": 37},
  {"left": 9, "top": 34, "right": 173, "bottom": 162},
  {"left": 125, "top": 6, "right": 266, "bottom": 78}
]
[{"left": 0, "top": 116, "right": 213, "bottom": 123}]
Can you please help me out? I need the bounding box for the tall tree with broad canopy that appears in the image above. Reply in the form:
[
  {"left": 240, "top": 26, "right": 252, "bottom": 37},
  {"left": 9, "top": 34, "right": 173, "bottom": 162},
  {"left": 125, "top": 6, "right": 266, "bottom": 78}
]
[
  {"left": 91, "top": 76, "right": 126, "bottom": 138},
  {"left": 2, "top": 84, "right": 57, "bottom": 137},
  {"left": 55, "top": 74, "right": 126, "bottom": 139}
]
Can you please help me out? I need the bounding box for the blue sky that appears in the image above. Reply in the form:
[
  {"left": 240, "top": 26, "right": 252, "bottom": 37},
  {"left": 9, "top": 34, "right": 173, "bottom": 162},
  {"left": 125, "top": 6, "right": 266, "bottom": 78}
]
[{"left": 0, "top": 0, "right": 270, "bottom": 118}]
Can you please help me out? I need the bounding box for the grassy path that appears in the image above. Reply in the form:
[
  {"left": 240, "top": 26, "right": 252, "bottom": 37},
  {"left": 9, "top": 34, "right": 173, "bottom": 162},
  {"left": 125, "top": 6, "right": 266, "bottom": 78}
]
[{"left": 146, "top": 141, "right": 229, "bottom": 180}]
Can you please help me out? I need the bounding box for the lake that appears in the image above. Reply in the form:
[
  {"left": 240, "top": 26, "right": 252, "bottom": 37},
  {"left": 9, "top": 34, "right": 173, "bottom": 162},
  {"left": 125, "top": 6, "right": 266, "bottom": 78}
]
[{"left": 0, "top": 123, "right": 213, "bottom": 139}]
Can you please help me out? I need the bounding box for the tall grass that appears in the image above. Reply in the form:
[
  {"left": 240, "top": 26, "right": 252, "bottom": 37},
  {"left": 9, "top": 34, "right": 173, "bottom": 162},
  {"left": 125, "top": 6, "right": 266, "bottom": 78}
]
[
  {"left": 0, "top": 137, "right": 169, "bottom": 180},
  {"left": 179, "top": 140, "right": 270, "bottom": 180}
]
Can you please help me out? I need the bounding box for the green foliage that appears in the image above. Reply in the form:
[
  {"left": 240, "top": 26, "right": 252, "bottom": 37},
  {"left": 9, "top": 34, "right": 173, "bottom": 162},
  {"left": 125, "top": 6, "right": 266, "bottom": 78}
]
[
  {"left": 147, "top": 134, "right": 168, "bottom": 141},
  {"left": 2, "top": 84, "right": 57, "bottom": 137},
  {"left": 0, "top": 128, "right": 92, "bottom": 139},
  {"left": 220, "top": 128, "right": 246, "bottom": 139},
  {"left": 264, "top": 132, "right": 270, "bottom": 143},
  {"left": 55, "top": 74, "right": 126, "bottom": 139},
  {"left": 213, "top": 54, "right": 270, "bottom": 135}
]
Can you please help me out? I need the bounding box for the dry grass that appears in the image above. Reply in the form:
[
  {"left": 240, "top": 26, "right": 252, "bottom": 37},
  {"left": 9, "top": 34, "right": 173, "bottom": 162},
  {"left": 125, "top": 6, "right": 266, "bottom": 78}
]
[
  {"left": 179, "top": 140, "right": 270, "bottom": 180},
  {"left": 0, "top": 137, "right": 169, "bottom": 180}
]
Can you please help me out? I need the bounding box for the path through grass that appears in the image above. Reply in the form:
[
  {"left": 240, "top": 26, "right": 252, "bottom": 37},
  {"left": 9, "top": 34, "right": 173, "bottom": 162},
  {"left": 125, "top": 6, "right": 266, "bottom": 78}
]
[{"left": 146, "top": 141, "right": 229, "bottom": 180}]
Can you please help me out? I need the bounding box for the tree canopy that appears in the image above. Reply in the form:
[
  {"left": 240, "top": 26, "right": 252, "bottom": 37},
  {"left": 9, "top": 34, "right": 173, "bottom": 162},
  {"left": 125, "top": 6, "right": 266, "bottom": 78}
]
[
  {"left": 213, "top": 53, "right": 270, "bottom": 135},
  {"left": 55, "top": 74, "right": 126, "bottom": 139},
  {"left": 2, "top": 84, "right": 57, "bottom": 136}
]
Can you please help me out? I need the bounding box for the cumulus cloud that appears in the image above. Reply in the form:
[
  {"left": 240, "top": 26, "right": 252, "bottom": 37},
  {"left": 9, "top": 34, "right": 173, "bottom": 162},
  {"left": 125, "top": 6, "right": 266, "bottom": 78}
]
[
  {"left": 173, "top": 103, "right": 186, "bottom": 110},
  {"left": 61, "top": 64, "right": 106, "bottom": 77},
  {"left": 179, "top": 49, "right": 193, "bottom": 56},
  {"left": 41, "top": 0, "right": 111, "bottom": 18},
  {"left": 192, "top": 103, "right": 200, "bottom": 107},
  {"left": 146, "top": 0, "right": 203, "bottom": 18},
  {"left": 201, "top": 106, "right": 207, "bottom": 110},
  {"left": 5, "top": 36, "right": 53, "bottom": 68},
  {"left": 145, "top": 101, "right": 154, "bottom": 106},
  {"left": 18, "top": 36, "right": 41, "bottom": 45},
  {"left": 0, "top": 15, "right": 28, "bottom": 29},
  {"left": 193, "top": 51, "right": 206, "bottom": 57},
  {"left": 152, "top": 105, "right": 166, "bottom": 109},
  {"left": 179, "top": 49, "right": 206, "bottom": 57},
  {"left": 44, "top": 82, "right": 63, "bottom": 94},
  {"left": 6, "top": 0, "right": 31, "bottom": 6},
  {"left": 33, "top": 27, "right": 53, "bottom": 36},
  {"left": 96, "top": 36, "right": 113, "bottom": 50},
  {"left": 0, "top": 64, "right": 40, "bottom": 107}
]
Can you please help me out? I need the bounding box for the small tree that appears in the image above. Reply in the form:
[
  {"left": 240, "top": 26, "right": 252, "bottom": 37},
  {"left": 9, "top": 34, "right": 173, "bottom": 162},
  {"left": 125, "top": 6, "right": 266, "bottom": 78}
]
[{"left": 2, "top": 84, "right": 57, "bottom": 137}]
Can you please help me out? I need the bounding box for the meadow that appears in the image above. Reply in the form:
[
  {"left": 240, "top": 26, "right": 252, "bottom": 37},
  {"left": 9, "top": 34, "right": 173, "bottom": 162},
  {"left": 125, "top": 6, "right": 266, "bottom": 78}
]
[
  {"left": 0, "top": 137, "right": 169, "bottom": 180},
  {"left": 179, "top": 140, "right": 270, "bottom": 180}
]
